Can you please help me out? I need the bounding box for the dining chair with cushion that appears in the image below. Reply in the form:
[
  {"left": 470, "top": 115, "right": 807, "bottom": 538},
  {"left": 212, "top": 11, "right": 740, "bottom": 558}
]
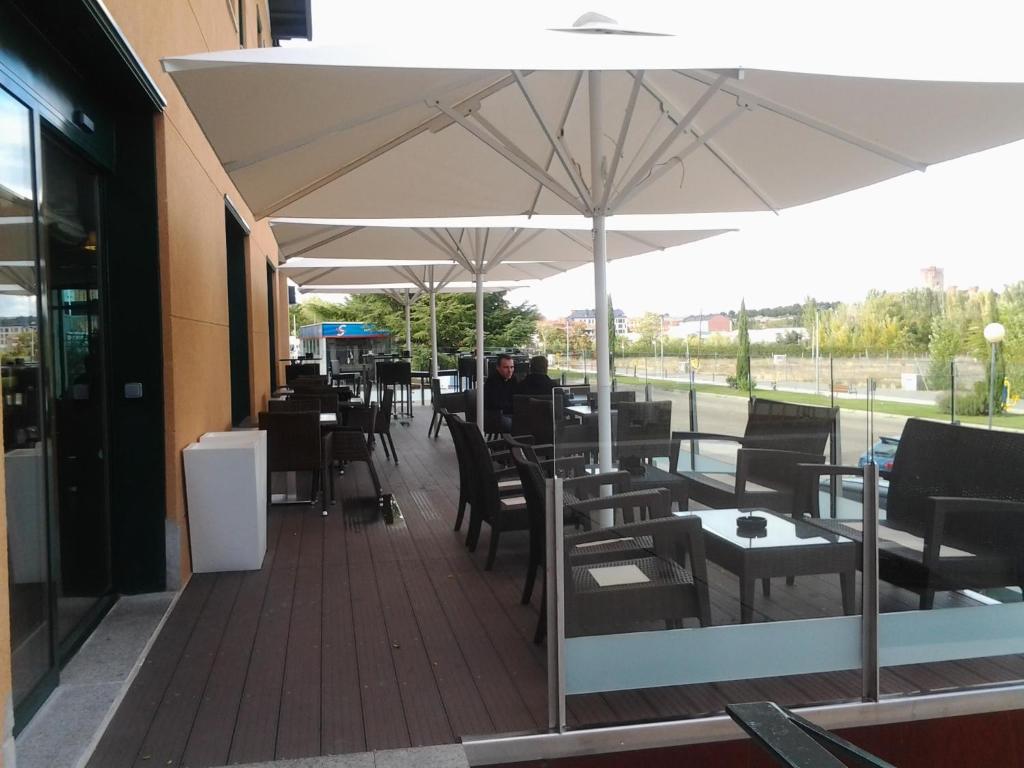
[
  {"left": 454, "top": 414, "right": 531, "bottom": 569},
  {"left": 328, "top": 403, "right": 392, "bottom": 521},
  {"left": 374, "top": 387, "right": 399, "bottom": 464},
  {"left": 258, "top": 410, "right": 332, "bottom": 514},
  {"left": 428, "top": 378, "right": 466, "bottom": 439}
]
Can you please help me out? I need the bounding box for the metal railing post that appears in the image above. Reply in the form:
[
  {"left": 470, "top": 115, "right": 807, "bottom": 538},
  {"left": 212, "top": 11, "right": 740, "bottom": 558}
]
[
  {"left": 862, "top": 461, "right": 880, "bottom": 702},
  {"left": 546, "top": 476, "right": 567, "bottom": 731}
]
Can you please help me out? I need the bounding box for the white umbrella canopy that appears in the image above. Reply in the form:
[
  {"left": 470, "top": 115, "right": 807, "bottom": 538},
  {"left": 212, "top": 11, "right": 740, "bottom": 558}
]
[
  {"left": 163, "top": 34, "right": 1024, "bottom": 222},
  {"left": 284, "top": 260, "right": 571, "bottom": 284},
  {"left": 278, "top": 220, "right": 731, "bottom": 425},
  {"left": 163, "top": 18, "right": 1024, "bottom": 470},
  {"left": 272, "top": 218, "right": 729, "bottom": 264}
]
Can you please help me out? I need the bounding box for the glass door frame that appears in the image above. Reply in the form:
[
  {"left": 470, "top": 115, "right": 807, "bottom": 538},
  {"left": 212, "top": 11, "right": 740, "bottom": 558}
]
[{"left": 38, "top": 125, "right": 116, "bottom": 666}]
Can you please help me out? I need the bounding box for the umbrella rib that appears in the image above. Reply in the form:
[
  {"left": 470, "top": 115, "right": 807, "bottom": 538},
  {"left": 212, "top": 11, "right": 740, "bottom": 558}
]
[
  {"left": 433, "top": 101, "right": 588, "bottom": 214},
  {"left": 411, "top": 227, "right": 469, "bottom": 268},
  {"left": 633, "top": 77, "right": 780, "bottom": 212},
  {"left": 553, "top": 229, "right": 596, "bottom": 256},
  {"left": 477, "top": 229, "right": 490, "bottom": 274},
  {"left": 223, "top": 70, "right": 501, "bottom": 175},
  {"left": 491, "top": 227, "right": 542, "bottom": 264},
  {"left": 441, "top": 228, "right": 475, "bottom": 272},
  {"left": 601, "top": 70, "right": 645, "bottom": 211},
  {"left": 614, "top": 104, "right": 746, "bottom": 211},
  {"left": 616, "top": 231, "right": 666, "bottom": 252},
  {"left": 436, "top": 263, "right": 460, "bottom": 290},
  {"left": 679, "top": 69, "right": 927, "bottom": 172},
  {"left": 254, "top": 73, "right": 519, "bottom": 217},
  {"left": 611, "top": 72, "right": 729, "bottom": 211},
  {"left": 395, "top": 265, "right": 429, "bottom": 291},
  {"left": 513, "top": 70, "right": 593, "bottom": 210},
  {"left": 282, "top": 225, "right": 365, "bottom": 259},
  {"left": 527, "top": 71, "right": 583, "bottom": 217}
]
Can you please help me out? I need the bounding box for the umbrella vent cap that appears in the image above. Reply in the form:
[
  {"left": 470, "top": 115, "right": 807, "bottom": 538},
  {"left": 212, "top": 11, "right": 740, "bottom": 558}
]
[{"left": 551, "top": 11, "right": 671, "bottom": 36}]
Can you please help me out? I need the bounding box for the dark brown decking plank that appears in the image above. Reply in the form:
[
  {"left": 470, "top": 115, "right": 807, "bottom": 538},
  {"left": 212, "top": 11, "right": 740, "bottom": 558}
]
[
  {"left": 90, "top": 404, "right": 1024, "bottom": 766},
  {"left": 350, "top": 566, "right": 411, "bottom": 750},
  {"left": 276, "top": 557, "right": 324, "bottom": 759},
  {"left": 322, "top": 558, "right": 366, "bottom": 755},
  {"left": 86, "top": 573, "right": 217, "bottom": 768},
  {"left": 131, "top": 572, "right": 244, "bottom": 767},
  {"left": 228, "top": 509, "right": 304, "bottom": 765},
  {"left": 398, "top": 560, "right": 496, "bottom": 740},
  {"left": 372, "top": 555, "right": 454, "bottom": 746},
  {"left": 421, "top": 557, "right": 540, "bottom": 733},
  {"left": 600, "top": 689, "right": 662, "bottom": 724},
  {"left": 180, "top": 517, "right": 281, "bottom": 768}
]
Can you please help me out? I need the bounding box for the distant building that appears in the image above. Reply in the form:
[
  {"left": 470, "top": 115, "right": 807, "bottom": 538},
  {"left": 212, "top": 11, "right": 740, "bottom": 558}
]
[
  {"left": 0, "top": 317, "right": 37, "bottom": 349},
  {"left": 665, "top": 314, "right": 731, "bottom": 338},
  {"left": 921, "top": 266, "right": 944, "bottom": 291},
  {"left": 568, "top": 308, "right": 629, "bottom": 335}
]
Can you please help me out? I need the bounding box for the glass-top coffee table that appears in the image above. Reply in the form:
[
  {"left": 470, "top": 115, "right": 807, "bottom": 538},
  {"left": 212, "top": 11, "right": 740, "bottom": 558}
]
[{"left": 681, "top": 508, "right": 857, "bottom": 623}]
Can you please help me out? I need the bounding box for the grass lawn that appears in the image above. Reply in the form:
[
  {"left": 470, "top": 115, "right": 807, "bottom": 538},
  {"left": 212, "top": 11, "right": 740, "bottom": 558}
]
[{"left": 549, "top": 368, "right": 1024, "bottom": 431}]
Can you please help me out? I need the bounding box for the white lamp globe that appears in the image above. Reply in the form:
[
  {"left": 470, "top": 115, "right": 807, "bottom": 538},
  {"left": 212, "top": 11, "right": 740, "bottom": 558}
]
[{"left": 984, "top": 322, "right": 1007, "bottom": 344}]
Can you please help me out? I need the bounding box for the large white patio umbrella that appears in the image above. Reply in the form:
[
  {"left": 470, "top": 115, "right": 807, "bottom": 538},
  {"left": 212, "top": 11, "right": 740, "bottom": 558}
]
[
  {"left": 276, "top": 219, "right": 729, "bottom": 426},
  {"left": 164, "top": 18, "right": 1024, "bottom": 469}
]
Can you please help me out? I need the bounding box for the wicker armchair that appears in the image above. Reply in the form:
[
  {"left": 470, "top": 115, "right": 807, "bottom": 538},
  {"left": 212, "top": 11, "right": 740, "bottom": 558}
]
[{"left": 512, "top": 447, "right": 710, "bottom": 642}]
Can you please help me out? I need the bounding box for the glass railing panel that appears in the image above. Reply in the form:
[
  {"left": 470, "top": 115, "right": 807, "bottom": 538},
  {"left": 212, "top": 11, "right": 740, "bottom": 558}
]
[
  {"left": 551, "top": 362, "right": 865, "bottom": 728},
  {"left": 877, "top": 357, "right": 1024, "bottom": 696}
]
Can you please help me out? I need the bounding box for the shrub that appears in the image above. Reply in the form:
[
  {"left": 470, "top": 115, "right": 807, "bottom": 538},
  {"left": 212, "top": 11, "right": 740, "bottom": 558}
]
[{"left": 937, "top": 381, "right": 997, "bottom": 417}]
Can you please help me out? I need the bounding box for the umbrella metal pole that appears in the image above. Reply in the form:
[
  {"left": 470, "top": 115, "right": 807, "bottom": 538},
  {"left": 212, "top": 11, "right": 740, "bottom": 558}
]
[
  {"left": 476, "top": 271, "right": 485, "bottom": 433},
  {"left": 404, "top": 290, "right": 413, "bottom": 357},
  {"left": 429, "top": 272, "right": 439, "bottom": 378},
  {"left": 589, "top": 71, "right": 614, "bottom": 498}
]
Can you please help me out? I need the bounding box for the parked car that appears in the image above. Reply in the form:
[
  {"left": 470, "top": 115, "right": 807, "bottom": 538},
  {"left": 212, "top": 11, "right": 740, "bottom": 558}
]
[{"left": 858, "top": 436, "right": 900, "bottom": 473}]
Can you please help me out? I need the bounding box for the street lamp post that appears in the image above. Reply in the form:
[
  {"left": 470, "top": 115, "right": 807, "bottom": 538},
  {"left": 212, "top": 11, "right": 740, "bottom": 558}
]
[{"left": 984, "top": 322, "right": 1006, "bottom": 430}]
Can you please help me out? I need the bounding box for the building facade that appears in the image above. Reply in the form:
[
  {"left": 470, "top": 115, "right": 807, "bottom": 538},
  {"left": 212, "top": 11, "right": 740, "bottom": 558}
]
[
  {"left": 567, "top": 308, "right": 629, "bottom": 335},
  {"left": 0, "top": 0, "right": 303, "bottom": 749}
]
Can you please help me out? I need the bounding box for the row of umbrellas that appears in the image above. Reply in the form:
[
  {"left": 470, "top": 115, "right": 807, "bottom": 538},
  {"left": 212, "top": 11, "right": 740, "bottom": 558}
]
[
  {"left": 274, "top": 216, "right": 730, "bottom": 420},
  {"left": 163, "top": 12, "right": 1024, "bottom": 467}
]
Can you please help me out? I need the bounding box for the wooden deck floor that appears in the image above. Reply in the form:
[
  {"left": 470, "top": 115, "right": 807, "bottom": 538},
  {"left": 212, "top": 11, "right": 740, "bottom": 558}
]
[{"left": 87, "top": 404, "right": 1024, "bottom": 767}]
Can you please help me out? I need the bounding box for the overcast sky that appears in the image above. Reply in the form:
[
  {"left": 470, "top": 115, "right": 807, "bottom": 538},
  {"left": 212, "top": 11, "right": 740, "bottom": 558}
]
[{"left": 296, "top": 0, "right": 1024, "bottom": 318}]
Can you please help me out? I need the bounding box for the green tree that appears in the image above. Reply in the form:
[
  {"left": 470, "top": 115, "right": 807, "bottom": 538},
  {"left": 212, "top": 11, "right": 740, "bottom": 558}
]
[
  {"left": 733, "top": 299, "right": 752, "bottom": 393},
  {"left": 926, "top": 312, "right": 966, "bottom": 389},
  {"left": 633, "top": 312, "right": 663, "bottom": 349}
]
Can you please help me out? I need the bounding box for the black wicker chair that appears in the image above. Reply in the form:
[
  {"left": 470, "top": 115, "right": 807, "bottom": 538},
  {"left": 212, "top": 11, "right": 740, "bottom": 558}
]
[
  {"left": 671, "top": 398, "right": 838, "bottom": 508},
  {"left": 327, "top": 403, "right": 393, "bottom": 521},
  {"left": 512, "top": 447, "right": 710, "bottom": 642},
  {"left": 373, "top": 387, "right": 399, "bottom": 464},
  {"left": 801, "top": 419, "right": 1024, "bottom": 609},
  {"left": 258, "top": 410, "right": 331, "bottom": 514},
  {"left": 428, "top": 378, "right": 466, "bottom": 439},
  {"left": 453, "top": 414, "right": 531, "bottom": 569}
]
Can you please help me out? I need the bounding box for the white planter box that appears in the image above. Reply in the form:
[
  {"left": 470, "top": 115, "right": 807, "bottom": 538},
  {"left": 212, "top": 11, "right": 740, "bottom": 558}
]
[{"left": 183, "top": 431, "right": 267, "bottom": 572}]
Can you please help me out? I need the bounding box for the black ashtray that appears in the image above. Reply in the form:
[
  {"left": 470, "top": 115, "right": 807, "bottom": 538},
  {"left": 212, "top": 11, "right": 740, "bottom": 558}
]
[{"left": 736, "top": 515, "right": 768, "bottom": 538}]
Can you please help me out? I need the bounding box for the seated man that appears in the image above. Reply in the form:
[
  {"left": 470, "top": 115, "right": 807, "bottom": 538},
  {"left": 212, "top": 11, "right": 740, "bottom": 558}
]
[
  {"left": 484, "top": 353, "right": 517, "bottom": 431},
  {"left": 519, "top": 355, "right": 556, "bottom": 396}
]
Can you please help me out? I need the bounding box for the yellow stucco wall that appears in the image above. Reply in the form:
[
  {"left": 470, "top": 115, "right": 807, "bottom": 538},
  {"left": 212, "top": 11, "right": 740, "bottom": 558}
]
[{"left": 104, "top": 0, "right": 280, "bottom": 584}]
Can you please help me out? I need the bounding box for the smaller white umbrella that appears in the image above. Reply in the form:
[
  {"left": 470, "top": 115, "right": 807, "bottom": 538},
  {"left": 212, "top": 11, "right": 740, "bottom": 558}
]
[{"left": 277, "top": 219, "right": 733, "bottom": 428}]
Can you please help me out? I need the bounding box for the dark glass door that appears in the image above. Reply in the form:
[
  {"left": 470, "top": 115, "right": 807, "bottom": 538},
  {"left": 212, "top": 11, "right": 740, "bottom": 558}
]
[
  {"left": 1, "top": 87, "right": 54, "bottom": 716},
  {"left": 40, "top": 132, "right": 112, "bottom": 648}
]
